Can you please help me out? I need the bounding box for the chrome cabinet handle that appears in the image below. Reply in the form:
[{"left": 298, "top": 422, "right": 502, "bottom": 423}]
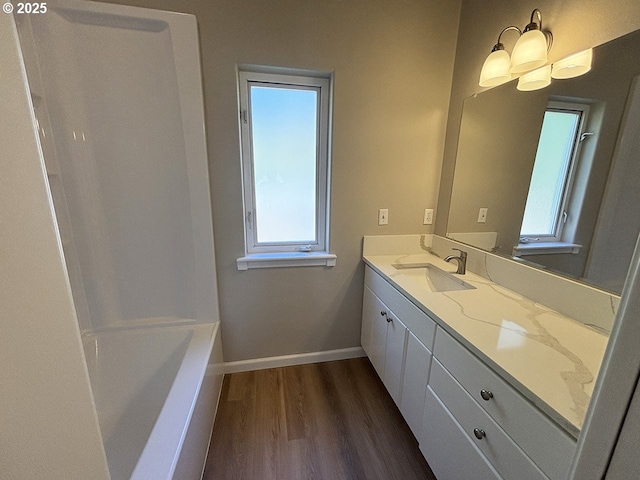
[
  {"left": 473, "top": 428, "right": 486, "bottom": 440},
  {"left": 480, "top": 389, "right": 494, "bottom": 401}
]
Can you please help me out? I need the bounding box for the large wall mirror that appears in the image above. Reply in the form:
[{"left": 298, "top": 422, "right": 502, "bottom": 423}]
[{"left": 447, "top": 28, "right": 640, "bottom": 295}]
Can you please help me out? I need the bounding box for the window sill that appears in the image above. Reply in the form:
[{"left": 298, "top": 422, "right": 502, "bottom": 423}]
[
  {"left": 236, "top": 252, "right": 337, "bottom": 271},
  {"left": 513, "top": 242, "right": 581, "bottom": 257}
]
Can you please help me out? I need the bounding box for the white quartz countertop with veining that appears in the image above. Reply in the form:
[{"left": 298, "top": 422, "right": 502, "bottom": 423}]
[{"left": 363, "top": 252, "right": 610, "bottom": 437}]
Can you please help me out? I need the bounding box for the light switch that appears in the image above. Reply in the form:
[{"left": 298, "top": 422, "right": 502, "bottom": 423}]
[
  {"left": 478, "top": 207, "right": 488, "bottom": 223},
  {"left": 378, "top": 209, "right": 389, "bottom": 225}
]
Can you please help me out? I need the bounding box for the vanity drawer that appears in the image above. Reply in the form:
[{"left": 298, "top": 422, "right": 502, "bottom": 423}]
[
  {"left": 430, "top": 359, "right": 548, "bottom": 480},
  {"left": 433, "top": 329, "right": 576, "bottom": 480},
  {"left": 365, "top": 266, "right": 436, "bottom": 350},
  {"left": 420, "top": 387, "right": 503, "bottom": 480}
]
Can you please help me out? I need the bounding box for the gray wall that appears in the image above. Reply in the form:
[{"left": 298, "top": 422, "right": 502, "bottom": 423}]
[
  {"left": 436, "top": 0, "right": 640, "bottom": 238},
  {"left": 99, "top": 0, "right": 461, "bottom": 361}
]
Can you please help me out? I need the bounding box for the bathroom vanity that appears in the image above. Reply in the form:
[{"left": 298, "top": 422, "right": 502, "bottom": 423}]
[{"left": 361, "top": 236, "right": 609, "bottom": 480}]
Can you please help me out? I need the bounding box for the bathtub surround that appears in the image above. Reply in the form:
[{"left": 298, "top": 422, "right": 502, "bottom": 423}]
[
  {"left": 8, "top": 2, "right": 224, "bottom": 479},
  {"left": 82, "top": 323, "right": 220, "bottom": 480},
  {"left": 18, "top": 3, "right": 220, "bottom": 333},
  {"left": 174, "top": 324, "right": 224, "bottom": 480},
  {"left": 0, "top": 15, "right": 110, "bottom": 479}
]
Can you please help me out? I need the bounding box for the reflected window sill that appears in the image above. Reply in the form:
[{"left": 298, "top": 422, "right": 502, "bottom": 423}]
[
  {"left": 237, "top": 252, "right": 337, "bottom": 270},
  {"left": 513, "top": 242, "right": 581, "bottom": 257}
]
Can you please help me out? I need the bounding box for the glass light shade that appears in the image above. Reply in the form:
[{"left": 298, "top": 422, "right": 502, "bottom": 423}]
[
  {"left": 517, "top": 65, "right": 552, "bottom": 91},
  {"left": 479, "top": 49, "right": 512, "bottom": 87},
  {"left": 510, "top": 29, "right": 548, "bottom": 74},
  {"left": 551, "top": 49, "right": 593, "bottom": 79}
]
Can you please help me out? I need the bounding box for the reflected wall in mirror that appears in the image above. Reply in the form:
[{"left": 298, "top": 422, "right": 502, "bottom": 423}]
[{"left": 447, "top": 28, "right": 640, "bottom": 295}]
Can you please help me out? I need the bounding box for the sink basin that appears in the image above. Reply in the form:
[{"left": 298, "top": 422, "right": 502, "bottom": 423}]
[{"left": 392, "top": 263, "right": 476, "bottom": 293}]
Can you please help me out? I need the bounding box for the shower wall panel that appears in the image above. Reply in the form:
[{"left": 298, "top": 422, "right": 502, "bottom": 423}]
[{"left": 19, "top": 1, "right": 218, "bottom": 330}]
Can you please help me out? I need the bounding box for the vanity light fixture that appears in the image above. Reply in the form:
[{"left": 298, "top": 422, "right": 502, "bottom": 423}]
[
  {"left": 479, "top": 10, "right": 592, "bottom": 91},
  {"left": 479, "top": 26, "right": 521, "bottom": 87},
  {"left": 510, "top": 9, "right": 553, "bottom": 74},
  {"left": 551, "top": 48, "right": 593, "bottom": 79},
  {"left": 478, "top": 9, "right": 553, "bottom": 88},
  {"left": 516, "top": 64, "right": 552, "bottom": 91}
]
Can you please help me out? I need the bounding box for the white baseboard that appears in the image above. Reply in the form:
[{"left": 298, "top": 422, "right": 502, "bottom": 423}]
[{"left": 223, "top": 346, "right": 366, "bottom": 374}]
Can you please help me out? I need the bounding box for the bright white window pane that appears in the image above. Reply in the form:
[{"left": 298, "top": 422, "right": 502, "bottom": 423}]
[
  {"left": 521, "top": 111, "right": 580, "bottom": 236},
  {"left": 250, "top": 86, "right": 318, "bottom": 244}
]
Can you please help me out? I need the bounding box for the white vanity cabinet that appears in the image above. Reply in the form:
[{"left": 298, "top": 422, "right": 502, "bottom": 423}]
[
  {"left": 361, "top": 262, "right": 579, "bottom": 480},
  {"left": 361, "top": 285, "right": 392, "bottom": 384},
  {"left": 361, "top": 284, "right": 408, "bottom": 404},
  {"left": 362, "top": 266, "right": 436, "bottom": 420}
]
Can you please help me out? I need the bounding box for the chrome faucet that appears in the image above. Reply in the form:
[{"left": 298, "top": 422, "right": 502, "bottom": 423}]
[{"left": 444, "top": 248, "right": 467, "bottom": 274}]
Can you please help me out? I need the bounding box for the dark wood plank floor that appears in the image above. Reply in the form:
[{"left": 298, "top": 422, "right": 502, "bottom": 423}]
[{"left": 203, "top": 357, "right": 437, "bottom": 480}]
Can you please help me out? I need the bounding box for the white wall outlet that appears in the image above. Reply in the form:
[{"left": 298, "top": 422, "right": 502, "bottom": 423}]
[
  {"left": 423, "top": 208, "right": 434, "bottom": 225},
  {"left": 478, "top": 207, "right": 488, "bottom": 223},
  {"left": 378, "top": 208, "right": 389, "bottom": 226}
]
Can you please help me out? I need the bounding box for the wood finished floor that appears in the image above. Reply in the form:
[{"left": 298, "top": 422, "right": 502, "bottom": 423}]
[{"left": 203, "top": 357, "right": 437, "bottom": 480}]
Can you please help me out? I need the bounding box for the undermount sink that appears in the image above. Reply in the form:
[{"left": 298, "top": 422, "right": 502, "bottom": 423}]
[{"left": 392, "top": 263, "right": 476, "bottom": 293}]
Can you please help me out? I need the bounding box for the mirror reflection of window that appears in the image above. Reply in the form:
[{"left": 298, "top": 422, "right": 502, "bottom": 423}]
[{"left": 520, "top": 101, "right": 590, "bottom": 244}]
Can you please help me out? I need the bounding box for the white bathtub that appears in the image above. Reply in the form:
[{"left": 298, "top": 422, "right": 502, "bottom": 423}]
[{"left": 82, "top": 321, "right": 222, "bottom": 480}]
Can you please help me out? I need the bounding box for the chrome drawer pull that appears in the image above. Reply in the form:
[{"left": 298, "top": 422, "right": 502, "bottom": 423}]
[
  {"left": 473, "top": 428, "right": 486, "bottom": 440},
  {"left": 480, "top": 389, "right": 494, "bottom": 401}
]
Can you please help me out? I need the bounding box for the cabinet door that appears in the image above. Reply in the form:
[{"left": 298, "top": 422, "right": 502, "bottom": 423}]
[
  {"left": 420, "top": 388, "right": 503, "bottom": 480},
  {"left": 400, "top": 332, "right": 431, "bottom": 439},
  {"left": 384, "top": 311, "right": 408, "bottom": 406},
  {"left": 361, "top": 286, "right": 388, "bottom": 380}
]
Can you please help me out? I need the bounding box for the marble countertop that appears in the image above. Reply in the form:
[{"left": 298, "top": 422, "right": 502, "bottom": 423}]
[{"left": 364, "top": 252, "right": 610, "bottom": 437}]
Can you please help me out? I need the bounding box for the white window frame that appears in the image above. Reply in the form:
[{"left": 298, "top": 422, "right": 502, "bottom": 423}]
[
  {"left": 518, "top": 101, "right": 590, "bottom": 250},
  {"left": 236, "top": 67, "right": 335, "bottom": 270}
]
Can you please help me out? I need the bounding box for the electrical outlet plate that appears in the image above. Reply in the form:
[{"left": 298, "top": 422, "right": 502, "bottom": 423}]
[
  {"left": 478, "top": 207, "right": 488, "bottom": 223},
  {"left": 378, "top": 208, "right": 389, "bottom": 226},
  {"left": 423, "top": 208, "right": 434, "bottom": 225}
]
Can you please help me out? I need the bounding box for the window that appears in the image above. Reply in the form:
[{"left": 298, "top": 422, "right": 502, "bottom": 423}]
[
  {"left": 519, "top": 101, "right": 590, "bottom": 249},
  {"left": 237, "top": 67, "right": 334, "bottom": 269}
]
